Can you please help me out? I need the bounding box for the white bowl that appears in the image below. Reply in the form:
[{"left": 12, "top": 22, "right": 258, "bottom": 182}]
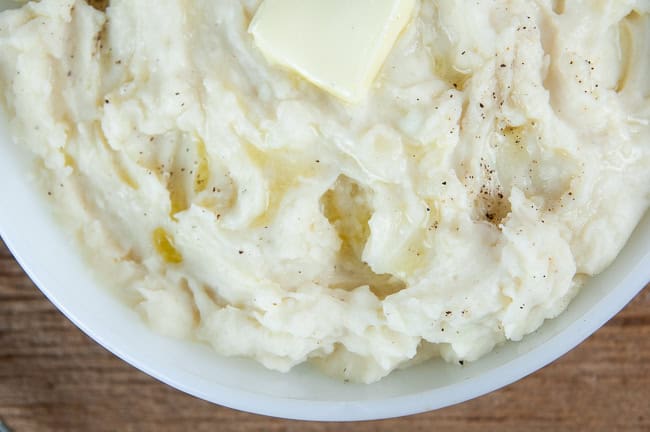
[{"left": 1, "top": 2, "right": 649, "bottom": 422}]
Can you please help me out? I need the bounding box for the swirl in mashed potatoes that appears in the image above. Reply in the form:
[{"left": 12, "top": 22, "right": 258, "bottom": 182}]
[{"left": 0, "top": 0, "right": 648, "bottom": 383}]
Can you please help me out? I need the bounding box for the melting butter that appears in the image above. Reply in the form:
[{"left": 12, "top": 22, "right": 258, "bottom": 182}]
[{"left": 249, "top": 0, "right": 415, "bottom": 103}]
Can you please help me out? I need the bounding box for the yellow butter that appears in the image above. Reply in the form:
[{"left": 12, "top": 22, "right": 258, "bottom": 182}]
[{"left": 249, "top": 0, "right": 415, "bottom": 103}]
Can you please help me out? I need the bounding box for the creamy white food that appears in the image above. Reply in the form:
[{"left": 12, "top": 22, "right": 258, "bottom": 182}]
[{"left": 0, "top": 0, "right": 648, "bottom": 383}]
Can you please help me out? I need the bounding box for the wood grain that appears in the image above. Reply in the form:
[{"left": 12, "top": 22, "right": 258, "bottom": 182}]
[{"left": 0, "top": 239, "right": 648, "bottom": 432}]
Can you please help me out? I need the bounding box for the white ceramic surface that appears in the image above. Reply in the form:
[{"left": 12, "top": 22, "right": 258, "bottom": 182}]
[{"left": 0, "top": 0, "right": 649, "bottom": 422}]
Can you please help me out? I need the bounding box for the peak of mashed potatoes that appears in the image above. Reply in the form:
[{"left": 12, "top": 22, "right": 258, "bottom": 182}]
[{"left": 0, "top": 0, "right": 648, "bottom": 383}]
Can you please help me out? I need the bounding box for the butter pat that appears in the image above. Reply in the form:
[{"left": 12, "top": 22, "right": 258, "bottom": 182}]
[{"left": 249, "top": 0, "right": 416, "bottom": 103}]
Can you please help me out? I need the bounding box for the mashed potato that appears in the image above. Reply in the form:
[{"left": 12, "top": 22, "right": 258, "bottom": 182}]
[{"left": 0, "top": 0, "right": 648, "bottom": 383}]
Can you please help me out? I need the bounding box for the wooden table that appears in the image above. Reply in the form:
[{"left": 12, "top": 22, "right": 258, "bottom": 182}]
[{"left": 1, "top": 239, "right": 648, "bottom": 432}]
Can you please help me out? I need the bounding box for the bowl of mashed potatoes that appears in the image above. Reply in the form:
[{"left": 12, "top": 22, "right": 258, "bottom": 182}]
[{"left": 0, "top": 0, "right": 648, "bottom": 421}]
